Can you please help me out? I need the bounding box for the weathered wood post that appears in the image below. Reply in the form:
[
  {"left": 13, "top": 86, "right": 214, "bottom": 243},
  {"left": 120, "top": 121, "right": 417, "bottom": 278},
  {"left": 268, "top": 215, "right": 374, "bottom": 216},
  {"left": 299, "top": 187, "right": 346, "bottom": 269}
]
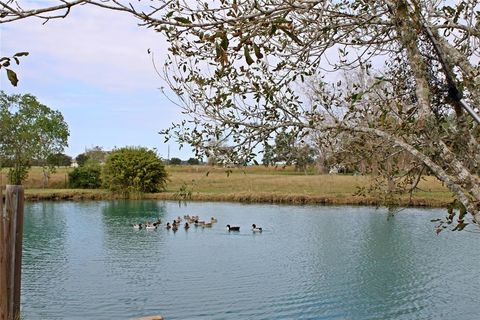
[
  {"left": 0, "top": 186, "right": 7, "bottom": 320},
  {"left": 0, "top": 185, "right": 25, "bottom": 320}
]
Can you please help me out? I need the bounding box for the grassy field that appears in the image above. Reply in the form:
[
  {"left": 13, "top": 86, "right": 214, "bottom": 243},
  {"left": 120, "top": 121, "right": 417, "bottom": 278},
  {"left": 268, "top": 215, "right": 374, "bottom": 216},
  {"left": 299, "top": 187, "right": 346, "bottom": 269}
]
[{"left": 1, "top": 165, "right": 453, "bottom": 207}]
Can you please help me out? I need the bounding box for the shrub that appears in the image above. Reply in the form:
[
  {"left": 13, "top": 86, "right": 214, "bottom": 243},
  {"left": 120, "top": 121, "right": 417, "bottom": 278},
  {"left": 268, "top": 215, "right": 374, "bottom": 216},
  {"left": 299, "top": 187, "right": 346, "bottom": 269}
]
[
  {"left": 102, "top": 147, "right": 167, "bottom": 193},
  {"left": 68, "top": 160, "right": 102, "bottom": 188},
  {"left": 169, "top": 157, "right": 182, "bottom": 165},
  {"left": 187, "top": 157, "right": 200, "bottom": 165}
]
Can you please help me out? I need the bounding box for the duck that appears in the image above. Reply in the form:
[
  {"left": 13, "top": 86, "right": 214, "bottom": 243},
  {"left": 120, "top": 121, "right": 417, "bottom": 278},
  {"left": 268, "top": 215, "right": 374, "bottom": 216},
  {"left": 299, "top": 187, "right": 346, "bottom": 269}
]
[
  {"left": 172, "top": 224, "right": 178, "bottom": 232},
  {"left": 226, "top": 224, "right": 240, "bottom": 231},
  {"left": 145, "top": 224, "right": 157, "bottom": 230},
  {"left": 210, "top": 217, "right": 218, "bottom": 223},
  {"left": 133, "top": 223, "right": 142, "bottom": 229},
  {"left": 184, "top": 222, "right": 190, "bottom": 229},
  {"left": 203, "top": 221, "right": 213, "bottom": 228},
  {"left": 252, "top": 224, "right": 262, "bottom": 232},
  {"left": 166, "top": 222, "right": 171, "bottom": 230},
  {"left": 194, "top": 219, "right": 205, "bottom": 226},
  {"left": 153, "top": 218, "right": 162, "bottom": 226}
]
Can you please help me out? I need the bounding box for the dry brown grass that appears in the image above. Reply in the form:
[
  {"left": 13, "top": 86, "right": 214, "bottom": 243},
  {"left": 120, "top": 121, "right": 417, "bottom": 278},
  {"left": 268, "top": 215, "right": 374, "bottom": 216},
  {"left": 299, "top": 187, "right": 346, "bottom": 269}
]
[
  {"left": 0, "top": 167, "right": 71, "bottom": 189},
  {"left": 3, "top": 165, "right": 453, "bottom": 207},
  {"left": 161, "top": 168, "right": 452, "bottom": 207}
]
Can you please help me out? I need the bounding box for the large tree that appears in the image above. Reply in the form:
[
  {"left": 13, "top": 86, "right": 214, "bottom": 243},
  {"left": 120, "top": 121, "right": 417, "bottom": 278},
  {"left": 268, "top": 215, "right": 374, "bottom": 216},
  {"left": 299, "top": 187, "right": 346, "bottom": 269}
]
[
  {"left": 2, "top": 1, "right": 480, "bottom": 228},
  {"left": 263, "top": 130, "right": 316, "bottom": 172},
  {"left": 159, "top": 0, "right": 480, "bottom": 230},
  {"left": 154, "top": 0, "right": 480, "bottom": 227},
  {"left": 0, "top": 91, "right": 69, "bottom": 185}
]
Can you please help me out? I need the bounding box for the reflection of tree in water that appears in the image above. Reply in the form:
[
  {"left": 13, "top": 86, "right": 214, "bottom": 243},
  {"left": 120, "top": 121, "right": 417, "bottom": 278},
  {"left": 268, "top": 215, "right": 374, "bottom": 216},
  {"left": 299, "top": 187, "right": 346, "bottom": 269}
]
[
  {"left": 101, "top": 200, "right": 166, "bottom": 219},
  {"left": 100, "top": 200, "right": 169, "bottom": 280},
  {"left": 22, "top": 202, "right": 69, "bottom": 306},
  {"left": 350, "top": 213, "right": 429, "bottom": 318}
]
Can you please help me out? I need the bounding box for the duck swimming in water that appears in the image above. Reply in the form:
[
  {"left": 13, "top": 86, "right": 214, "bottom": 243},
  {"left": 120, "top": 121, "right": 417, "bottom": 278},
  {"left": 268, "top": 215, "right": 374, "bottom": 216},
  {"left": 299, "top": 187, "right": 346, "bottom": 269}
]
[
  {"left": 252, "top": 224, "right": 262, "bottom": 232},
  {"left": 145, "top": 224, "right": 157, "bottom": 230},
  {"left": 226, "top": 224, "right": 240, "bottom": 231},
  {"left": 133, "top": 223, "right": 142, "bottom": 229}
]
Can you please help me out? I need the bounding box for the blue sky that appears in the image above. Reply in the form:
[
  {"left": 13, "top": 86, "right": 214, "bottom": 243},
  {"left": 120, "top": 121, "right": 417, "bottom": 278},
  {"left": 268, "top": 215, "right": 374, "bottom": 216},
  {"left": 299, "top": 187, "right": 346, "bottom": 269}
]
[{"left": 1, "top": 3, "right": 193, "bottom": 160}]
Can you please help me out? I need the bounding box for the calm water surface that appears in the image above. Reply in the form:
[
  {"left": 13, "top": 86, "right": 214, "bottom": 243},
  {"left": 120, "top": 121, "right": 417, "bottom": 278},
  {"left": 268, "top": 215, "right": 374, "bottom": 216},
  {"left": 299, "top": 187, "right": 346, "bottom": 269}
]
[{"left": 21, "top": 201, "right": 480, "bottom": 319}]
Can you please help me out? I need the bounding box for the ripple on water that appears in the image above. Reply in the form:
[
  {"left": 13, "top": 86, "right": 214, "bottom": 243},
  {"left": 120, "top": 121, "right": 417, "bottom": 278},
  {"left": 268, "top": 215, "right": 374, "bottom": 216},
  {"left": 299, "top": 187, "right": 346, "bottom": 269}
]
[{"left": 20, "top": 202, "right": 480, "bottom": 320}]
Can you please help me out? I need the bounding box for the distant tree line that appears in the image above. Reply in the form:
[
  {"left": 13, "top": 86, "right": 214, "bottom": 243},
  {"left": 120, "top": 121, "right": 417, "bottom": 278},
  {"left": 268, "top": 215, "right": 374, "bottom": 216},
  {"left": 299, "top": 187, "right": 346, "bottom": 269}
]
[{"left": 168, "top": 157, "right": 202, "bottom": 165}]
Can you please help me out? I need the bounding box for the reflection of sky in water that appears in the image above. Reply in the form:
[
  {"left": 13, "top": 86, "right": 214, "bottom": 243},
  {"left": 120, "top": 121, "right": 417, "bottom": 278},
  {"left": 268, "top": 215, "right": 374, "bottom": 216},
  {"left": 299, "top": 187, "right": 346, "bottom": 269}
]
[{"left": 21, "top": 201, "right": 480, "bottom": 320}]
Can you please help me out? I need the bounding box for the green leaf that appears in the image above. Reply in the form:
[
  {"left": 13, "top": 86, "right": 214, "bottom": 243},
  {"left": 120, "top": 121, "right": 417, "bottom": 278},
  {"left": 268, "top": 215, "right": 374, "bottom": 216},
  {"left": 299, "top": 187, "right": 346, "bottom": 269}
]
[
  {"left": 269, "top": 25, "right": 277, "bottom": 36},
  {"left": 281, "top": 28, "right": 302, "bottom": 45},
  {"left": 220, "top": 34, "right": 229, "bottom": 50},
  {"left": 244, "top": 46, "right": 254, "bottom": 65},
  {"left": 6, "top": 68, "right": 18, "bottom": 86},
  {"left": 173, "top": 17, "right": 192, "bottom": 24},
  {"left": 253, "top": 44, "right": 263, "bottom": 59},
  {"left": 350, "top": 92, "right": 363, "bottom": 103},
  {"left": 13, "top": 52, "right": 29, "bottom": 57}
]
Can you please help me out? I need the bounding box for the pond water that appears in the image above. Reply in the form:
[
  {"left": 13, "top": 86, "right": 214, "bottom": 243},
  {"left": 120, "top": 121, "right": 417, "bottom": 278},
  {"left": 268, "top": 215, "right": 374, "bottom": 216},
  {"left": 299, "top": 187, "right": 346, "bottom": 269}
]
[{"left": 21, "top": 201, "right": 480, "bottom": 319}]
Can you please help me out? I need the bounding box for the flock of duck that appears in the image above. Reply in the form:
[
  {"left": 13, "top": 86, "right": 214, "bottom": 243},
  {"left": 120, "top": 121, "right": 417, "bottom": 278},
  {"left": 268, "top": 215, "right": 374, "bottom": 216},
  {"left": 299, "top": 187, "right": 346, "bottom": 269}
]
[{"left": 132, "top": 215, "right": 263, "bottom": 233}]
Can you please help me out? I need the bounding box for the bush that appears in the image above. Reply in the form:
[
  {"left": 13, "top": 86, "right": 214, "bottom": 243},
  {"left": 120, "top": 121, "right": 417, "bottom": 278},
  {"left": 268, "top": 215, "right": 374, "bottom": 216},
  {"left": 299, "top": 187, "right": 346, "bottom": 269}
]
[
  {"left": 75, "top": 153, "right": 89, "bottom": 166},
  {"left": 102, "top": 147, "right": 167, "bottom": 193},
  {"left": 169, "top": 157, "right": 182, "bottom": 165},
  {"left": 187, "top": 157, "right": 200, "bottom": 165},
  {"left": 68, "top": 160, "right": 102, "bottom": 188}
]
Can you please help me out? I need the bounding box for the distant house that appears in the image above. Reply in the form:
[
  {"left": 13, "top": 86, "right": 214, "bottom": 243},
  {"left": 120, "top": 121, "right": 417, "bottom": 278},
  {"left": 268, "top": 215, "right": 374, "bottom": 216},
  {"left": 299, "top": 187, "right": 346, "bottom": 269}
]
[
  {"left": 70, "top": 160, "right": 79, "bottom": 168},
  {"left": 329, "top": 165, "right": 346, "bottom": 174}
]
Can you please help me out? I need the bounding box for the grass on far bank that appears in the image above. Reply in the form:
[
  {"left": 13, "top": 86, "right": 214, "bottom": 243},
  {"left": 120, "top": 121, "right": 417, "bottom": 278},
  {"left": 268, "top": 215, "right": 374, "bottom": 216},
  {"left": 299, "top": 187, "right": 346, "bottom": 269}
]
[{"left": 1, "top": 165, "right": 454, "bottom": 207}]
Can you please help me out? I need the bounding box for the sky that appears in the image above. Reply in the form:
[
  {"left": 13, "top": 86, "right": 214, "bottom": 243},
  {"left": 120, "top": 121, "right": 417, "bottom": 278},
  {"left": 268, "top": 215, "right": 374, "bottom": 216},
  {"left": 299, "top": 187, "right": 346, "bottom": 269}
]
[{"left": 0, "top": 1, "right": 193, "bottom": 160}]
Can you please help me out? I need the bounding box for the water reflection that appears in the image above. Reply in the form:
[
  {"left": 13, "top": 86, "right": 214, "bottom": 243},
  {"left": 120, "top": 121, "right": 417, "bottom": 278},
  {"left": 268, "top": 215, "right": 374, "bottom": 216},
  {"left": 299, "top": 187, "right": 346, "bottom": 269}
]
[
  {"left": 22, "top": 202, "right": 69, "bottom": 315},
  {"left": 100, "top": 200, "right": 169, "bottom": 285},
  {"left": 349, "top": 211, "right": 428, "bottom": 319}
]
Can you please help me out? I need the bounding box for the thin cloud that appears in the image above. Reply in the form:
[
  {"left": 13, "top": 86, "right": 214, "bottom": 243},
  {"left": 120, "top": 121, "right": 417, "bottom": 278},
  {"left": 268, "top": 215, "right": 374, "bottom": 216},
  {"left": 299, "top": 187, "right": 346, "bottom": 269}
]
[{"left": 2, "top": 4, "right": 169, "bottom": 92}]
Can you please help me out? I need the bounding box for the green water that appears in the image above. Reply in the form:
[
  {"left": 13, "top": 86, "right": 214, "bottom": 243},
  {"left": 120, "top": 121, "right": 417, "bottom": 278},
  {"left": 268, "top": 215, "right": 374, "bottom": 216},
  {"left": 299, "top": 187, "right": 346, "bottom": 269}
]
[{"left": 20, "top": 201, "right": 480, "bottom": 319}]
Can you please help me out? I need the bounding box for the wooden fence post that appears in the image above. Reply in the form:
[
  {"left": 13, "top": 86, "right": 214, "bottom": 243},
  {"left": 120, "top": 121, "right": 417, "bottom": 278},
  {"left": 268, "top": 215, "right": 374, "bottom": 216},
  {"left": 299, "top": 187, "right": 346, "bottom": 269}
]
[
  {"left": 0, "top": 185, "right": 24, "bottom": 320},
  {"left": 0, "top": 186, "right": 8, "bottom": 320},
  {"left": 11, "top": 186, "right": 24, "bottom": 320}
]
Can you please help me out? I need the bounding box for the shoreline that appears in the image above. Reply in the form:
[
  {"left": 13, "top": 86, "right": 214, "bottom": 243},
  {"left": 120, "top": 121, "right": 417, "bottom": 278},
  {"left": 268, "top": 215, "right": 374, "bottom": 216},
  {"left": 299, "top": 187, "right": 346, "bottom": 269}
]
[{"left": 23, "top": 189, "right": 452, "bottom": 208}]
